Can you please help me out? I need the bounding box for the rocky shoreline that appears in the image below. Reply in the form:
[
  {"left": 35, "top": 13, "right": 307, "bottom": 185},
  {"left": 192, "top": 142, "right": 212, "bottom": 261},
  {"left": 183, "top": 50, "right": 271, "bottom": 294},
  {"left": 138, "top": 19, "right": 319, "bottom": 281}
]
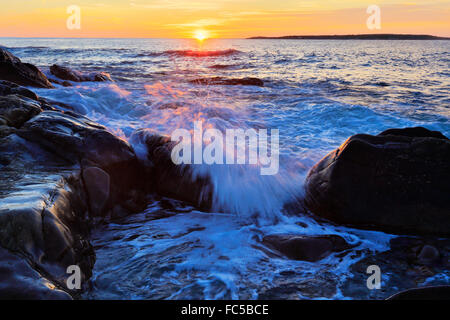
[{"left": 0, "top": 47, "right": 449, "bottom": 299}]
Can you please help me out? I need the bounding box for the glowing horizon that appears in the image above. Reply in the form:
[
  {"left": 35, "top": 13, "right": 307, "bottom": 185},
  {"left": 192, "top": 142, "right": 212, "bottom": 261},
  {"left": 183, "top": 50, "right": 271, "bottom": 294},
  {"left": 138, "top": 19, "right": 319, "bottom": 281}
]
[{"left": 0, "top": 1, "right": 449, "bottom": 39}]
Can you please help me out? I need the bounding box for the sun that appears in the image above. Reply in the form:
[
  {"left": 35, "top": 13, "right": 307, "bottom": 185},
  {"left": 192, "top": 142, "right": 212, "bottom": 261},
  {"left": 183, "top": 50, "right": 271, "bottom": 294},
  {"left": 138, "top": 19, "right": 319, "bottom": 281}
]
[{"left": 194, "top": 30, "right": 209, "bottom": 42}]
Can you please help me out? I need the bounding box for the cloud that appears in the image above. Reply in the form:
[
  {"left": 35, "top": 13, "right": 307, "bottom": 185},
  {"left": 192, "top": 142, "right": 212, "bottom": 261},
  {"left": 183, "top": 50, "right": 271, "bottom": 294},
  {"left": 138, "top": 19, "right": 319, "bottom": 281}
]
[
  {"left": 166, "top": 18, "right": 226, "bottom": 28},
  {"left": 129, "top": 0, "right": 222, "bottom": 11}
]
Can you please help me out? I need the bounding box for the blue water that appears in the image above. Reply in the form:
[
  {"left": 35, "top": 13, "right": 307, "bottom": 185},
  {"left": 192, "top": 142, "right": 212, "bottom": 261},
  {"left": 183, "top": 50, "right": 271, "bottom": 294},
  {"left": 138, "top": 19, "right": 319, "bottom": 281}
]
[{"left": 1, "top": 38, "right": 449, "bottom": 299}]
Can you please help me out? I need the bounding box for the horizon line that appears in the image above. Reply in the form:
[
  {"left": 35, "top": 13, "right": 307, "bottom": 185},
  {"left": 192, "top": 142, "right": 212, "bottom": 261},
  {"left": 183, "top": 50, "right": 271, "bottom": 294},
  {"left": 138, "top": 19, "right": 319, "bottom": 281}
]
[{"left": 1, "top": 33, "right": 449, "bottom": 40}]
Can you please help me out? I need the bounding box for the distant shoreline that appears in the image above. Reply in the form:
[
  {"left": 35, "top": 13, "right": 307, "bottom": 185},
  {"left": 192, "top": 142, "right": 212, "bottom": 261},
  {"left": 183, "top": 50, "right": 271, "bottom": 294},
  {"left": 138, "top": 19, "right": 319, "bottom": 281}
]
[{"left": 248, "top": 34, "right": 450, "bottom": 40}]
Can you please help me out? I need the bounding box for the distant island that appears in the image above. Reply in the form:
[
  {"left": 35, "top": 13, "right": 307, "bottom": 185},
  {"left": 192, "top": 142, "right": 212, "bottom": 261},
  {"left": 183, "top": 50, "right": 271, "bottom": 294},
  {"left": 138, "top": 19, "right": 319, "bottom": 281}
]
[{"left": 248, "top": 34, "right": 450, "bottom": 40}]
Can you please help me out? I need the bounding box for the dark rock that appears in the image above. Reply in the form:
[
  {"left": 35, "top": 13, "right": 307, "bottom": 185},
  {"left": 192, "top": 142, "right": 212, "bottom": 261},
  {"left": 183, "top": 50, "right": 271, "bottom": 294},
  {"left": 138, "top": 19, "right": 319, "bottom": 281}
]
[
  {"left": 387, "top": 286, "right": 450, "bottom": 300},
  {"left": 48, "top": 77, "right": 73, "bottom": 87},
  {"left": 0, "top": 95, "right": 147, "bottom": 298},
  {"left": 17, "top": 111, "right": 134, "bottom": 167},
  {"left": 0, "top": 48, "right": 53, "bottom": 88},
  {"left": 0, "top": 80, "right": 72, "bottom": 112},
  {"left": 16, "top": 110, "right": 146, "bottom": 216},
  {"left": 82, "top": 167, "right": 110, "bottom": 217},
  {"left": 93, "top": 72, "right": 112, "bottom": 82},
  {"left": 380, "top": 127, "right": 448, "bottom": 140},
  {"left": 0, "top": 80, "right": 39, "bottom": 100},
  {"left": 305, "top": 127, "right": 450, "bottom": 236},
  {"left": 0, "top": 247, "right": 71, "bottom": 300},
  {"left": 130, "top": 129, "right": 213, "bottom": 209},
  {"left": 258, "top": 271, "right": 339, "bottom": 299},
  {"left": 0, "top": 95, "right": 42, "bottom": 128},
  {"left": 190, "top": 77, "right": 264, "bottom": 87},
  {"left": 0, "top": 173, "right": 96, "bottom": 298},
  {"left": 417, "top": 245, "right": 440, "bottom": 264},
  {"left": 340, "top": 236, "right": 450, "bottom": 300},
  {"left": 50, "top": 64, "right": 112, "bottom": 82},
  {"left": 0, "top": 123, "right": 15, "bottom": 138},
  {"left": 262, "top": 234, "right": 353, "bottom": 262},
  {"left": 37, "top": 97, "right": 75, "bottom": 112},
  {"left": 50, "top": 65, "right": 81, "bottom": 82}
]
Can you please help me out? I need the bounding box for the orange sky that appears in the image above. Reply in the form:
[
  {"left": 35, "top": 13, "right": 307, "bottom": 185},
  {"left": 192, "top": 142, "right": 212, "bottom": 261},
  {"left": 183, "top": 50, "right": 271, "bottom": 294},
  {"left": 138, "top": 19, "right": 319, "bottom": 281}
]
[{"left": 0, "top": 1, "right": 449, "bottom": 38}]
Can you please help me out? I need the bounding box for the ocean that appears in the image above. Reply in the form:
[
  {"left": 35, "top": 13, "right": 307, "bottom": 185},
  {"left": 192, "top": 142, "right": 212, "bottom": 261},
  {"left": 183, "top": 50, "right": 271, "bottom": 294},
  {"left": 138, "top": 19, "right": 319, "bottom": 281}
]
[{"left": 1, "top": 38, "right": 449, "bottom": 299}]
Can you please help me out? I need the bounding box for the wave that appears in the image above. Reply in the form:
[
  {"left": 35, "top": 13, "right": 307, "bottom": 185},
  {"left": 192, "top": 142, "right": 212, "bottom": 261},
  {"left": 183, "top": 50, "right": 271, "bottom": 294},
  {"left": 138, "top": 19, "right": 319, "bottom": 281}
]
[
  {"left": 165, "top": 49, "right": 241, "bottom": 57},
  {"left": 4, "top": 46, "right": 50, "bottom": 49},
  {"left": 208, "top": 63, "right": 243, "bottom": 70},
  {"left": 132, "top": 49, "right": 242, "bottom": 59}
]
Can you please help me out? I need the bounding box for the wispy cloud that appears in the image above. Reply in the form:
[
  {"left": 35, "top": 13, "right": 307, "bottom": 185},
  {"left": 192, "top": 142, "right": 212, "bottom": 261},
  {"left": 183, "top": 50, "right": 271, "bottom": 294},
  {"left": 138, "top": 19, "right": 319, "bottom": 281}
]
[{"left": 130, "top": 0, "right": 222, "bottom": 11}]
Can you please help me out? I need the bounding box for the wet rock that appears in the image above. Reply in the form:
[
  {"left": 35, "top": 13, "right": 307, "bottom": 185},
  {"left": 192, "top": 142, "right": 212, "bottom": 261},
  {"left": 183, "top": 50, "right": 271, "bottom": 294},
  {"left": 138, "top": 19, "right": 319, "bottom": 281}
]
[
  {"left": 0, "top": 90, "right": 145, "bottom": 298},
  {"left": 0, "top": 123, "right": 15, "bottom": 138},
  {"left": 17, "top": 111, "right": 134, "bottom": 166},
  {"left": 0, "top": 48, "right": 53, "bottom": 88},
  {"left": 0, "top": 94, "right": 42, "bottom": 128},
  {"left": 380, "top": 126, "right": 448, "bottom": 139},
  {"left": 341, "top": 236, "right": 450, "bottom": 300},
  {"left": 0, "top": 80, "right": 39, "bottom": 100},
  {"left": 387, "top": 286, "right": 450, "bottom": 300},
  {"left": 0, "top": 247, "right": 71, "bottom": 300},
  {"left": 0, "top": 173, "right": 96, "bottom": 298},
  {"left": 190, "top": 76, "right": 264, "bottom": 87},
  {"left": 258, "top": 271, "right": 339, "bottom": 299},
  {"left": 37, "top": 97, "right": 75, "bottom": 112},
  {"left": 0, "top": 207, "right": 46, "bottom": 262},
  {"left": 305, "top": 127, "right": 450, "bottom": 236},
  {"left": 130, "top": 129, "right": 213, "bottom": 210},
  {"left": 50, "top": 64, "right": 112, "bottom": 82},
  {"left": 262, "top": 234, "right": 353, "bottom": 262},
  {"left": 0, "top": 80, "right": 73, "bottom": 113},
  {"left": 15, "top": 110, "right": 146, "bottom": 216},
  {"left": 82, "top": 167, "right": 110, "bottom": 217},
  {"left": 417, "top": 245, "right": 440, "bottom": 264},
  {"left": 48, "top": 77, "right": 73, "bottom": 87},
  {"left": 92, "top": 72, "right": 112, "bottom": 82},
  {"left": 49, "top": 65, "right": 80, "bottom": 82}
]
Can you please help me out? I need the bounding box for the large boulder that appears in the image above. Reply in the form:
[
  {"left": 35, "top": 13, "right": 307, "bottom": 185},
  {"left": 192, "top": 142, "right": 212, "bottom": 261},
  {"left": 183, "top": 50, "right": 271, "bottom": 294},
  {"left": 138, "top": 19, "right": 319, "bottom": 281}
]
[
  {"left": 305, "top": 127, "right": 450, "bottom": 236},
  {"left": 130, "top": 129, "right": 213, "bottom": 209},
  {"left": 0, "top": 48, "right": 53, "bottom": 88},
  {"left": 0, "top": 106, "right": 147, "bottom": 299},
  {"left": 15, "top": 111, "right": 146, "bottom": 216},
  {"left": 0, "top": 171, "right": 95, "bottom": 297},
  {"left": 17, "top": 111, "right": 134, "bottom": 167}
]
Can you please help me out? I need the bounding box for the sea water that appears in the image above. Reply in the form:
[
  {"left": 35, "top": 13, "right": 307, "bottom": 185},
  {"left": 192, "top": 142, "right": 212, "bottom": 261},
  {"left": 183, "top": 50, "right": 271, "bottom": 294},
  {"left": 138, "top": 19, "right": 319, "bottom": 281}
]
[{"left": 1, "top": 38, "right": 449, "bottom": 299}]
